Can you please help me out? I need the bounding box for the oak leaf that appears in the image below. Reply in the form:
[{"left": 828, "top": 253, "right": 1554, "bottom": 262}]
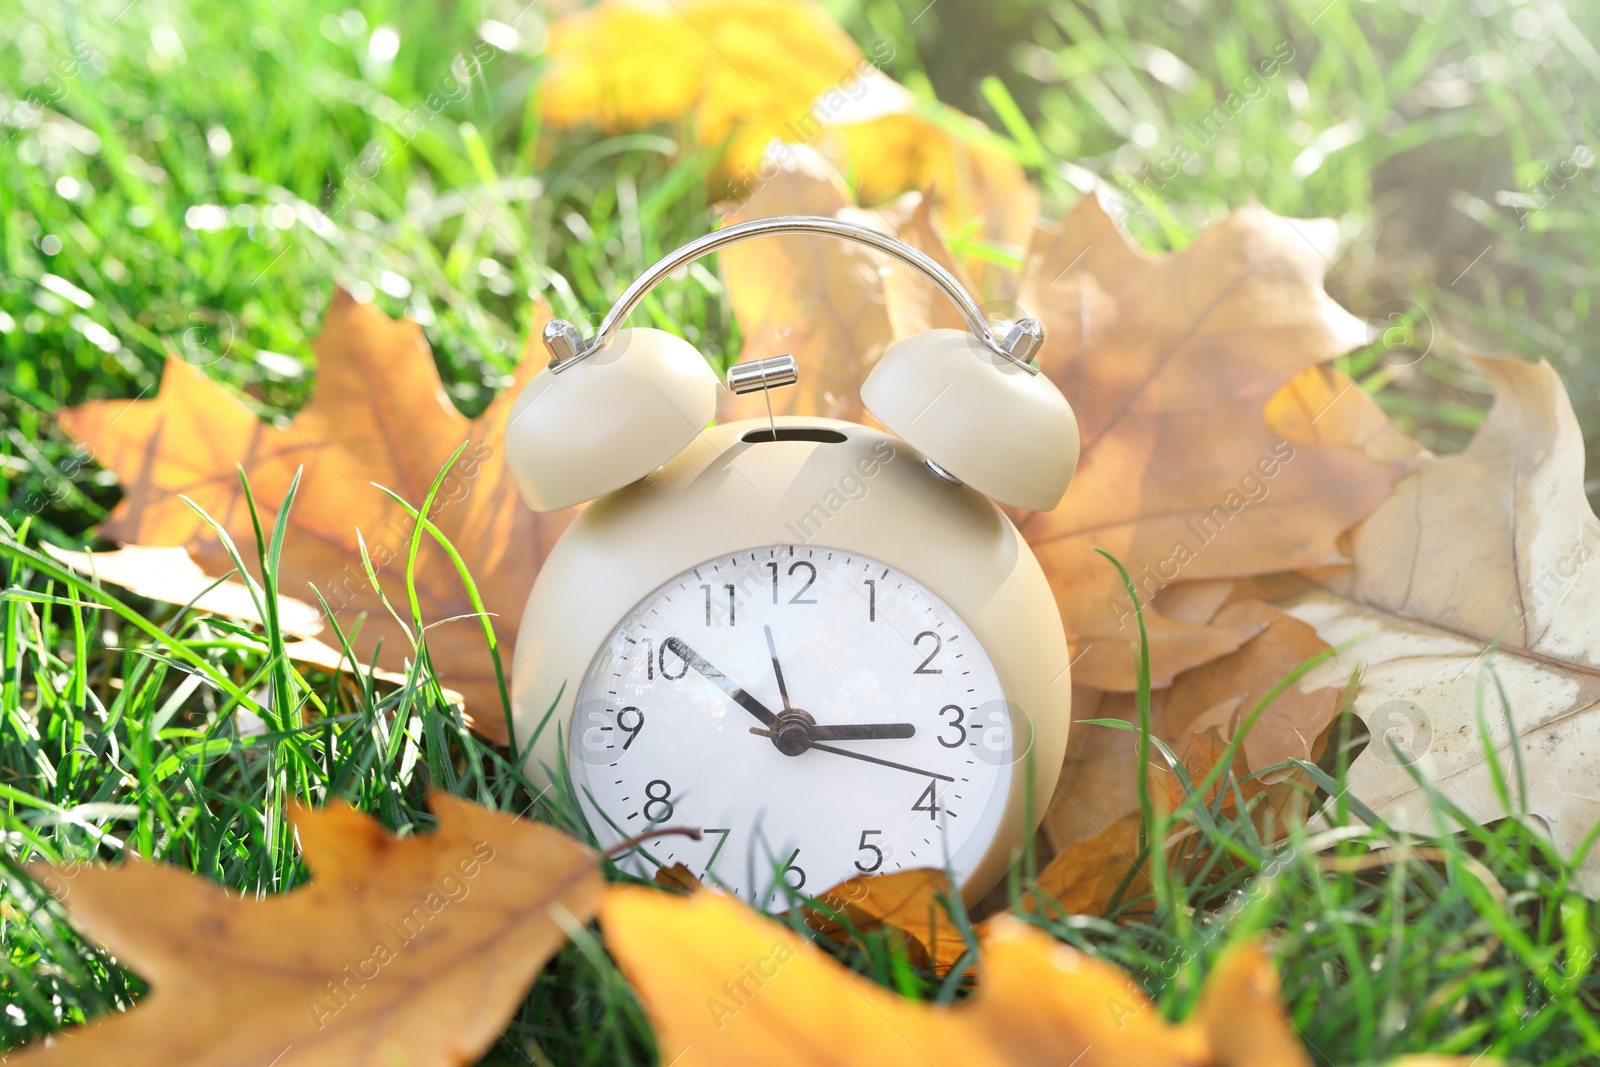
[
  {"left": 1278, "top": 355, "right": 1600, "bottom": 893},
  {"left": 716, "top": 147, "right": 898, "bottom": 425},
  {"left": 56, "top": 291, "right": 572, "bottom": 743},
  {"left": 1044, "top": 583, "right": 1343, "bottom": 856},
  {"left": 9, "top": 792, "right": 603, "bottom": 1066},
  {"left": 1016, "top": 197, "right": 1411, "bottom": 692}
]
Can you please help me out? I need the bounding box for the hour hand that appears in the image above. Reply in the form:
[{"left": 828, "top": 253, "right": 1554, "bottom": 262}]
[
  {"left": 663, "top": 637, "right": 776, "bottom": 726},
  {"left": 751, "top": 722, "right": 916, "bottom": 741}
]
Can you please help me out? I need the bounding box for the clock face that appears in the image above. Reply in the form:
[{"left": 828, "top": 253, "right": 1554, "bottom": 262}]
[{"left": 568, "top": 544, "right": 1016, "bottom": 908}]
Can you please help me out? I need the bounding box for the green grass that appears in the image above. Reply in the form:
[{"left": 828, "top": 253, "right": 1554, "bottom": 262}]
[
  {"left": 5, "top": 473, "right": 1600, "bottom": 1064},
  {"left": 4, "top": 0, "right": 1600, "bottom": 1063}
]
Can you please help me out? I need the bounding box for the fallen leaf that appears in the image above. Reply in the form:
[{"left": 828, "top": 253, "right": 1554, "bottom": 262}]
[
  {"left": 541, "top": 0, "right": 1027, "bottom": 238},
  {"left": 9, "top": 792, "right": 602, "bottom": 1066},
  {"left": 543, "top": 0, "right": 863, "bottom": 186},
  {"left": 43, "top": 543, "right": 326, "bottom": 638},
  {"left": 1044, "top": 593, "right": 1341, "bottom": 857},
  {"left": 713, "top": 152, "right": 1017, "bottom": 428},
  {"left": 655, "top": 862, "right": 703, "bottom": 893},
  {"left": 1015, "top": 198, "right": 1412, "bottom": 692},
  {"left": 818, "top": 96, "right": 1037, "bottom": 252},
  {"left": 715, "top": 146, "right": 896, "bottom": 425},
  {"left": 57, "top": 291, "right": 573, "bottom": 743},
  {"left": 1194, "top": 941, "right": 1313, "bottom": 1067},
  {"left": 601, "top": 884, "right": 1210, "bottom": 1066},
  {"left": 1158, "top": 590, "right": 1346, "bottom": 774},
  {"left": 1277, "top": 355, "right": 1600, "bottom": 893},
  {"left": 805, "top": 868, "right": 972, "bottom": 972},
  {"left": 1028, "top": 811, "right": 1149, "bottom": 917}
]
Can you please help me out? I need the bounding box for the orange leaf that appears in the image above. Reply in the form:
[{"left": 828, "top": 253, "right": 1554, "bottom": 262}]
[
  {"left": 806, "top": 867, "right": 972, "bottom": 972},
  {"left": 56, "top": 291, "right": 573, "bottom": 742},
  {"left": 716, "top": 148, "right": 897, "bottom": 425},
  {"left": 9, "top": 793, "right": 602, "bottom": 1066},
  {"left": 1029, "top": 811, "right": 1150, "bottom": 917},
  {"left": 1015, "top": 198, "right": 1413, "bottom": 692}
]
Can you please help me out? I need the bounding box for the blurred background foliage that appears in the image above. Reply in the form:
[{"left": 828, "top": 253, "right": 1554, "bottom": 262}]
[{"left": 3, "top": 0, "right": 1599, "bottom": 543}]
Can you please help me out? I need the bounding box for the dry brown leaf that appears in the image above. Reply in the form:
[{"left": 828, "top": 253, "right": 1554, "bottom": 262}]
[
  {"left": 1029, "top": 811, "right": 1149, "bottom": 917},
  {"left": 57, "top": 291, "right": 572, "bottom": 743},
  {"left": 716, "top": 147, "right": 896, "bottom": 424},
  {"left": 541, "top": 0, "right": 1028, "bottom": 238},
  {"left": 1160, "top": 590, "right": 1346, "bottom": 773},
  {"left": 9, "top": 792, "right": 602, "bottom": 1066},
  {"left": 654, "top": 862, "right": 703, "bottom": 893},
  {"left": 1044, "top": 593, "right": 1340, "bottom": 856},
  {"left": 1015, "top": 197, "right": 1412, "bottom": 693},
  {"left": 1277, "top": 355, "right": 1600, "bottom": 893},
  {"left": 806, "top": 867, "right": 971, "bottom": 972}
]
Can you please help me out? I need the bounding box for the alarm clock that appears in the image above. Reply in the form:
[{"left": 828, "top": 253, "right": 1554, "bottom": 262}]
[{"left": 504, "top": 216, "right": 1080, "bottom": 907}]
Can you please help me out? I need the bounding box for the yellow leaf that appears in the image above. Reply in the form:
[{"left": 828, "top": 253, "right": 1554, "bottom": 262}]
[
  {"left": 1194, "top": 941, "right": 1313, "bottom": 1067},
  {"left": 9, "top": 793, "right": 602, "bottom": 1066},
  {"left": 541, "top": 0, "right": 1028, "bottom": 237},
  {"left": 601, "top": 884, "right": 1215, "bottom": 1066}
]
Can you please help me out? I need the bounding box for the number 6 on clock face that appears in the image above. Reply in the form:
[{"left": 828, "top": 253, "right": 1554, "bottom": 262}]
[{"left": 568, "top": 544, "right": 1014, "bottom": 907}]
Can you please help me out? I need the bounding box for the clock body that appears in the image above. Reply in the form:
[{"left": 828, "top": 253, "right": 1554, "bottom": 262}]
[{"left": 511, "top": 416, "right": 1072, "bottom": 906}]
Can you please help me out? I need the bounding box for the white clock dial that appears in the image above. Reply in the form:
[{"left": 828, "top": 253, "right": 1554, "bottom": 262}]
[{"left": 568, "top": 544, "right": 1016, "bottom": 907}]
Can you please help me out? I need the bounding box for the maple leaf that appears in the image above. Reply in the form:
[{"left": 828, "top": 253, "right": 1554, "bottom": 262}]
[
  {"left": 603, "top": 885, "right": 1482, "bottom": 1066},
  {"left": 56, "top": 291, "right": 572, "bottom": 743},
  {"left": 1276, "top": 355, "right": 1600, "bottom": 893},
  {"left": 9, "top": 792, "right": 603, "bottom": 1066},
  {"left": 602, "top": 884, "right": 1208, "bottom": 1066},
  {"left": 540, "top": 0, "right": 1029, "bottom": 239}
]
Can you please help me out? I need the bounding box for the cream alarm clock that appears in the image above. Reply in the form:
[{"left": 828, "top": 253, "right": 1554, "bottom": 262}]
[{"left": 504, "top": 217, "right": 1080, "bottom": 907}]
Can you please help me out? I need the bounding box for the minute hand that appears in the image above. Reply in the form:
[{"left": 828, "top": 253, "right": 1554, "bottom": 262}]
[{"left": 663, "top": 637, "right": 776, "bottom": 726}]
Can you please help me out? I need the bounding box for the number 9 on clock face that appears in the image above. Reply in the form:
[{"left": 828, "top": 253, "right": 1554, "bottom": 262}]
[{"left": 569, "top": 544, "right": 1015, "bottom": 908}]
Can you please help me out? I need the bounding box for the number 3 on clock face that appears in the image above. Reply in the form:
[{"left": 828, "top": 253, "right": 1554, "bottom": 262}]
[{"left": 568, "top": 544, "right": 1015, "bottom": 908}]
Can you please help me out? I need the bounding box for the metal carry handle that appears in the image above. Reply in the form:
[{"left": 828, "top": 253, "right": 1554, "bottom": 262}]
[{"left": 542, "top": 215, "right": 1043, "bottom": 374}]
